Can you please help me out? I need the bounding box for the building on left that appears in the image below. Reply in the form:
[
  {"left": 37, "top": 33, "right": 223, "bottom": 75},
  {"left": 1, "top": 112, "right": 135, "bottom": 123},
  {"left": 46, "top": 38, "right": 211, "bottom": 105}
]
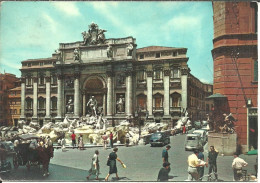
[{"left": 0, "top": 73, "right": 20, "bottom": 126}]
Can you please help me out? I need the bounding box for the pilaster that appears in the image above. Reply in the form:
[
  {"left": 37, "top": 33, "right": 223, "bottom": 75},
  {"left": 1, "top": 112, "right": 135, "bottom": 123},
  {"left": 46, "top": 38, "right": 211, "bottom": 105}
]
[
  {"left": 20, "top": 77, "right": 26, "bottom": 120},
  {"left": 146, "top": 70, "right": 154, "bottom": 119}
]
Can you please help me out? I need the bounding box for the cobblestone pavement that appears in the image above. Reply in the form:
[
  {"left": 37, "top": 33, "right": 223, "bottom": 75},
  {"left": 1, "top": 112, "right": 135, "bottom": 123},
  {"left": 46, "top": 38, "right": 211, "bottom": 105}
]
[{"left": 0, "top": 131, "right": 257, "bottom": 181}]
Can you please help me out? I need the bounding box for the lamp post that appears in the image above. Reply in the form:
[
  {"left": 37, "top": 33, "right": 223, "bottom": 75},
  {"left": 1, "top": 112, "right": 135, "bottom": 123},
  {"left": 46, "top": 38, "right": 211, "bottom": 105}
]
[{"left": 135, "top": 106, "right": 142, "bottom": 140}]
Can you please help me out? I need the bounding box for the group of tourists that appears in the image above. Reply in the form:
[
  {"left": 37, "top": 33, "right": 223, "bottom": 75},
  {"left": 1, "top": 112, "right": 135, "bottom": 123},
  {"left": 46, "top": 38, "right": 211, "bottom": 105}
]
[
  {"left": 157, "top": 145, "right": 249, "bottom": 181},
  {"left": 86, "top": 147, "right": 125, "bottom": 181}
]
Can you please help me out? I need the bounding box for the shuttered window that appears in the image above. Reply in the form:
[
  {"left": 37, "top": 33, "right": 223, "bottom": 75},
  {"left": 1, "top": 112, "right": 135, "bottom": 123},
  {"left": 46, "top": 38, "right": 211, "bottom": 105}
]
[{"left": 254, "top": 60, "right": 258, "bottom": 81}]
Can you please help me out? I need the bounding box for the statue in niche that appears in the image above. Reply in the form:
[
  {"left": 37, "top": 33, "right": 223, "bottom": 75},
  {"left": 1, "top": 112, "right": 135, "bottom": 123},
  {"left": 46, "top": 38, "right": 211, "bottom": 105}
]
[
  {"left": 87, "top": 96, "right": 98, "bottom": 117},
  {"left": 74, "top": 48, "right": 80, "bottom": 62},
  {"left": 107, "top": 45, "right": 113, "bottom": 58},
  {"left": 66, "top": 97, "right": 74, "bottom": 113},
  {"left": 127, "top": 43, "right": 133, "bottom": 56},
  {"left": 116, "top": 95, "right": 125, "bottom": 113}
]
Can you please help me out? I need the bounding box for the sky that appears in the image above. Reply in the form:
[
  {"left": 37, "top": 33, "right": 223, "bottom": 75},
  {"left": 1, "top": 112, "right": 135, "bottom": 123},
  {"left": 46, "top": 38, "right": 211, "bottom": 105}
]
[{"left": 0, "top": 1, "right": 214, "bottom": 84}]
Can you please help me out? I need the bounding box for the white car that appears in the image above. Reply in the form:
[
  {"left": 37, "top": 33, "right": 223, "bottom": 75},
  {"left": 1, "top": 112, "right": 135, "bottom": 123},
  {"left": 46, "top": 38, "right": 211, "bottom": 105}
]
[{"left": 192, "top": 129, "right": 207, "bottom": 145}]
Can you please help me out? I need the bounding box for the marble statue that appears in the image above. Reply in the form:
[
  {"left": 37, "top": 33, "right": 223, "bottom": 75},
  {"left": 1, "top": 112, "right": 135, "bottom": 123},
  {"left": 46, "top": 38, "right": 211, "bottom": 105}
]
[
  {"left": 87, "top": 96, "right": 98, "bottom": 116},
  {"left": 127, "top": 43, "right": 133, "bottom": 56},
  {"left": 107, "top": 45, "right": 113, "bottom": 58},
  {"left": 74, "top": 48, "right": 80, "bottom": 61},
  {"left": 66, "top": 97, "right": 74, "bottom": 113},
  {"left": 117, "top": 95, "right": 125, "bottom": 113}
]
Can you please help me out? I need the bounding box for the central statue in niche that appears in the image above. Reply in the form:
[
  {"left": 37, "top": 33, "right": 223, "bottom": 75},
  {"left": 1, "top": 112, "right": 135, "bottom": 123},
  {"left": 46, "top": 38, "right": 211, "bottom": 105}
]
[
  {"left": 81, "top": 22, "right": 106, "bottom": 46},
  {"left": 87, "top": 96, "right": 98, "bottom": 116}
]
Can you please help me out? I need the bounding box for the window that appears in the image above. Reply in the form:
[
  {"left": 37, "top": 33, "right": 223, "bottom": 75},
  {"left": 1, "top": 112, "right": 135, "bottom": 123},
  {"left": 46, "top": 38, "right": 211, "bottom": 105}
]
[
  {"left": 138, "top": 70, "right": 146, "bottom": 82},
  {"left": 27, "top": 77, "right": 32, "bottom": 86},
  {"left": 139, "top": 54, "right": 144, "bottom": 59},
  {"left": 14, "top": 109, "right": 17, "bottom": 114},
  {"left": 40, "top": 62, "right": 43, "bottom": 66},
  {"left": 173, "top": 52, "right": 178, "bottom": 56},
  {"left": 19, "top": 109, "right": 21, "bottom": 114},
  {"left": 171, "top": 68, "right": 180, "bottom": 78},
  {"left": 28, "top": 63, "right": 31, "bottom": 67},
  {"left": 153, "top": 93, "right": 163, "bottom": 110},
  {"left": 51, "top": 97, "right": 57, "bottom": 109},
  {"left": 52, "top": 75, "right": 57, "bottom": 85},
  {"left": 38, "top": 97, "right": 45, "bottom": 109},
  {"left": 254, "top": 60, "right": 258, "bottom": 81},
  {"left": 39, "top": 76, "right": 45, "bottom": 85},
  {"left": 137, "top": 94, "right": 147, "bottom": 110},
  {"left": 10, "top": 109, "right": 12, "bottom": 114},
  {"left": 172, "top": 93, "right": 181, "bottom": 107},
  {"left": 154, "top": 69, "right": 162, "bottom": 80},
  {"left": 155, "top": 53, "right": 160, "bottom": 58},
  {"left": 26, "top": 98, "right": 33, "bottom": 109}
]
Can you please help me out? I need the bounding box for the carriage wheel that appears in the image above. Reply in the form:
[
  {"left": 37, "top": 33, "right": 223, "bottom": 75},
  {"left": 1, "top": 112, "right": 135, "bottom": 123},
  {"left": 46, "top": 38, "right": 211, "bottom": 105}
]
[{"left": 13, "top": 153, "right": 19, "bottom": 169}]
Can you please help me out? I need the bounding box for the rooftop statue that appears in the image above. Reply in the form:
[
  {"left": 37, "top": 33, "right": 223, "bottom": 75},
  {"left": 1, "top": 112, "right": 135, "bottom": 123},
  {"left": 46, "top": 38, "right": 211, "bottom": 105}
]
[{"left": 81, "top": 22, "right": 107, "bottom": 46}]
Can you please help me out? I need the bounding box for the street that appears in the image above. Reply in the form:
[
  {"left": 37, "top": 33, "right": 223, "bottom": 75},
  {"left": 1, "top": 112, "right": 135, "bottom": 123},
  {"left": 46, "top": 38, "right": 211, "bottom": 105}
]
[{"left": 1, "top": 131, "right": 257, "bottom": 181}]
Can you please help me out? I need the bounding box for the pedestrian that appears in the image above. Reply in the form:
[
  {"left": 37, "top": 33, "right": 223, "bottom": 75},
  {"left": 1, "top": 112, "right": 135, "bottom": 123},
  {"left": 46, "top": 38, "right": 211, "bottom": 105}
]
[
  {"left": 71, "top": 131, "right": 76, "bottom": 149},
  {"left": 102, "top": 133, "right": 108, "bottom": 150},
  {"left": 162, "top": 145, "right": 171, "bottom": 173},
  {"left": 183, "top": 125, "right": 186, "bottom": 134},
  {"left": 79, "top": 134, "right": 84, "bottom": 150},
  {"left": 105, "top": 147, "right": 124, "bottom": 181},
  {"left": 157, "top": 162, "right": 171, "bottom": 181},
  {"left": 207, "top": 145, "right": 218, "bottom": 180},
  {"left": 197, "top": 148, "right": 205, "bottom": 180},
  {"left": 187, "top": 150, "right": 204, "bottom": 181},
  {"left": 61, "top": 138, "right": 66, "bottom": 152},
  {"left": 109, "top": 132, "right": 113, "bottom": 148},
  {"left": 86, "top": 150, "right": 100, "bottom": 180},
  {"left": 232, "top": 152, "right": 248, "bottom": 181}
]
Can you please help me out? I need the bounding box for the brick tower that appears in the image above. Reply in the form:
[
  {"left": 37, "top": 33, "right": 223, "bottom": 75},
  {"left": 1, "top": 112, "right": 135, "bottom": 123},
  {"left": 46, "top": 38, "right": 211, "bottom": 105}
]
[{"left": 212, "top": 2, "right": 258, "bottom": 152}]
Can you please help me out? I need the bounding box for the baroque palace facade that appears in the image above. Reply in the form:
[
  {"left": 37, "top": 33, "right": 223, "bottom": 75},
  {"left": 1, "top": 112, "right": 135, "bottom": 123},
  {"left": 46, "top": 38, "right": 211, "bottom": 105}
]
[{"left": 20, "top": 23, "right": 212, "bottom": 126}]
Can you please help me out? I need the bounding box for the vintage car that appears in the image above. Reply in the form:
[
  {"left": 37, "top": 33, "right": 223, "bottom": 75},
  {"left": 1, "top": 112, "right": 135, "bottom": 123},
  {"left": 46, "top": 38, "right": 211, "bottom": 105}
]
[
  {"left": 150, "top": 132, "right": 170, "bottom": 147},
  {"left": 185, "top": 134, "right": 203, "bottom": 151}
]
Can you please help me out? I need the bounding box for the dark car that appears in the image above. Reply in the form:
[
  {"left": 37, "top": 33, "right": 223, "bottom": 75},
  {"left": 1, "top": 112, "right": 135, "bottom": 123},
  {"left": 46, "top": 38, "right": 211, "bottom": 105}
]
[
  {"left": 0, "top": 141, "right": 14, "bottom": 152},
  {"left": 150, "top": 132, "right": 170, "bottom": 147},
  {"left": 194, "top": 121, "right": 202, "bottom": 130}
]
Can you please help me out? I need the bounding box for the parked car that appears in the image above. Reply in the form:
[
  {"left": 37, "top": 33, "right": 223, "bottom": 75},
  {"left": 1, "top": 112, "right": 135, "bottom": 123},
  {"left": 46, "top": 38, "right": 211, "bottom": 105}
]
[
  {"left": 202, "top": 120, "right": 208, "bottom": 126},
  {"left": 201, "top": 126, "right": 209, "bottom": 141},
  {"left": 194, "top": 121, "right": 202, "bottom": 130},
  {"left": 185, "top": 134, "right": 203, "bottom": 151},
  {"left": 192, "top": 129, "right": 207, "bottom": 145},
  {"left": 150, "top": 132, "right": 170, "bottom": 147}
]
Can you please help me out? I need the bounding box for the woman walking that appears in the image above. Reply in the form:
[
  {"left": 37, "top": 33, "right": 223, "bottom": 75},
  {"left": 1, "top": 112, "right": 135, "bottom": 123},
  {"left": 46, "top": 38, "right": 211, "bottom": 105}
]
[
  {"left": 86, "top": 150, "right": 100, "bottom": 180},
  {"left": 105, "top": 147, "right": 124, "bottom": 181}
]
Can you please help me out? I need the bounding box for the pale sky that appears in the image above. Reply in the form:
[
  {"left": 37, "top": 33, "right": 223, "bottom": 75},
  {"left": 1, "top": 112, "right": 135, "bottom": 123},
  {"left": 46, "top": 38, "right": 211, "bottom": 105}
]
[{"left": 0, "top": 1, "right": 214, "bottom": 83}]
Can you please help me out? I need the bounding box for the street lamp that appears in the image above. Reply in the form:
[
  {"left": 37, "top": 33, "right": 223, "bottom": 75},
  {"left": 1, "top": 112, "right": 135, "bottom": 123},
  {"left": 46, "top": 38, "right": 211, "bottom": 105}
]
[{"left": 135, "top": 106, "right": 142, "bottom": 140}]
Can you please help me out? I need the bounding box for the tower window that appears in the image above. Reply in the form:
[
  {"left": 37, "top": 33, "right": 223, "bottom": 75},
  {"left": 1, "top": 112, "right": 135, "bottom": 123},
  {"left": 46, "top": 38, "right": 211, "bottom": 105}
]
[
  {"left": 155, "top": 53, "right": 160, "bottom": 58},
  {"left": 140, "top": 54, "right": 144, "bottom": 59}
]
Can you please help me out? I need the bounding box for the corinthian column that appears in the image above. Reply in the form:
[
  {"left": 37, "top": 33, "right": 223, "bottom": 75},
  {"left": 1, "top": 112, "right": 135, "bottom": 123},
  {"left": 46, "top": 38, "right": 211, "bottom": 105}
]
[
  {"left": 45, "top": 76, "right": 51, "bottom": 121},
  {"left": 125, "top": 70, "right": 133, "bottom": 116},
  {"left": 74, "top": 73, "right": 80, "bottom": 118},
  {"left": 20, "top": 77, "right": 26, "bottom": 120},
  {"left": 32, "top": 77, "right": 38, "bottom": 121},
  {"left": 56, "top": 74, "right": 63, "bottom": 121},
  {"left": 106, "top": 71, "right": 113, "bottom": 116},
  {"left": 163, "top": 70, "right": 170, "bottom": 118},
  {"left": 146, "top": 71, "right": 154, "bottom": 118}
]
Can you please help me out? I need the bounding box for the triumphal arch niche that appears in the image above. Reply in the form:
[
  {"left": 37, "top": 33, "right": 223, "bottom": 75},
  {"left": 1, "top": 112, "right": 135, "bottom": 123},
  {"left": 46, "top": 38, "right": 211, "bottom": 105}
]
[{"left": 53, "top": 23, "right": 136, "bottom": 122}]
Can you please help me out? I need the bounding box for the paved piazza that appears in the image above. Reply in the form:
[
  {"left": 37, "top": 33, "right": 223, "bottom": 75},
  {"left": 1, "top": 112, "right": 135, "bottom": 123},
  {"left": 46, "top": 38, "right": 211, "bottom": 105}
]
[{"left": 1, "top": 132, "right": 257, "bottom": 181}]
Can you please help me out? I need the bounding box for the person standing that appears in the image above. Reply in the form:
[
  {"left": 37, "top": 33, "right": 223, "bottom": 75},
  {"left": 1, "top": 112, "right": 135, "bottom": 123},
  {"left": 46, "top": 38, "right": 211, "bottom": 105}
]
[
  {"left": 37, "top": 141, "right": 50, "bottom": 177},
  {"left": 232, "top": 152, "right": 248, "bottom": 181},
  {"left": 157, "top": 162, "right": 171, "bottom": 181},
  {"left": 187, "top": 150, "right": 204, "bottom": 181},
  {"left": 105, "top": 148, "right": 124, "bottom": 181},
  {"left": 79, "top": 134, "right": 84, "bottom": 150},
  {"left": 197, "top": 148, "right": 205, "bottom": 180},
  {"left": 86, "top": 150, "right": 100, "bottom": 180},
  {"left": 207, "top": 146, "right": 218, "bottom": 180},
  {"left": 71, "top": 132, "right": 76, "bottom": 149},
  {"left": 183, "top": 125, "right": 186, "bottom": 134},
  {"left": 109, "top": 132, "right": 114, "bottom": 148},
  {"left": 162, "top": 145, "right": 171, "bottom": 173},
  {"left": 102, "top": 133, "right": 108, "bottom": 150}
]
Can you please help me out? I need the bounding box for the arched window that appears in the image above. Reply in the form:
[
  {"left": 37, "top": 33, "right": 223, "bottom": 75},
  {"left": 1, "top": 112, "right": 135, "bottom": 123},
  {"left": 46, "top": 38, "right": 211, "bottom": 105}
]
[
  {"left": 26, "top": 97, "right": 33, "bottom": 109},
  {"left": 153, "top": 93, "right": 163, "bottom": 110},
  {"left": 38, "top": 97, "right": 46, "bottom": 109},
  {"left": 170, "top": 68, "right": 180, "bottom": 78},
  {"left": 52, "top": 75, "right": 57, "bottom": 85},
  {"left": 137, "top": 94, "right": 147, "bottom": 110},
  {"left": 137, "top": 70, "right": 146, "bottom": 82},
  {"left": 171, "top": 92, "right": 181, "bottom": 107},
  {"left": 51, "top": 97, "right": 57, "bottom": 109},
  {"left": 39, "top": 75, "right": 45, "bottom": 85}
]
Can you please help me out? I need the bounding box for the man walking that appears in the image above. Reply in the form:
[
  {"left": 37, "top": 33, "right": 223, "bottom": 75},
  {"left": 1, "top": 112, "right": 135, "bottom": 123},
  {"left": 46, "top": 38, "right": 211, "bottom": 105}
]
[
  {"left": 207, "top": 146, "right": 218, "bottom": 180},
  {"left": 71, "top": 131, "right": 76, "bottom": 149},
  {"left": 162, "top": 145, "right": 171, "bottom": 173},
  {"left": 232, "top": 152, "right": 248, "bottom": 181},
  {"left": 187, "top": 150, "right": 204, "bottom": 181},
  {"left": 157, "top": 162, "right": 171, "bottom": 181}
]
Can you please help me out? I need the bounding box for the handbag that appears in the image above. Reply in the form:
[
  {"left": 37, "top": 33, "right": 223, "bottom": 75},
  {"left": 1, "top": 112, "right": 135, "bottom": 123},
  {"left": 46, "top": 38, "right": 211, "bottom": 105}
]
[{"left": 107, "top": 159, "right": 111, "bottom": 166}]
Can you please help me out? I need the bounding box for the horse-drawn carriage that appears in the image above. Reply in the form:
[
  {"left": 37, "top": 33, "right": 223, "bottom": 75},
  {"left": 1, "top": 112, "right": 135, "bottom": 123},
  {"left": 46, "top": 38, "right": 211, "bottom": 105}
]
[{"left": 13, "top": 134, "right": 53, "bottom": 173}]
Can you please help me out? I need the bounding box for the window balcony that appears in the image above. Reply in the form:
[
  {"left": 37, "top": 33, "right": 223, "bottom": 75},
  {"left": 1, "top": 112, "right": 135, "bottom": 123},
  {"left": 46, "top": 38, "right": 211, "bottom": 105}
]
[
  {"left": 153, "top": 107, "right": 163, "bottom": 112},
  {"left": 170, "top": 106, "right": 181, "bottom": 113},
  {"left": 38, "top": 109, "right": 46, "bottom": 115},
  {"left": 25, "top": 109, "right": 33, "bottom": 114}
]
